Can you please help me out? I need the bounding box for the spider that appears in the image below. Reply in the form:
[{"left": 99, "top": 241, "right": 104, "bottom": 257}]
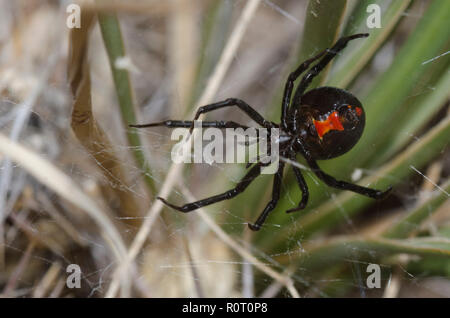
[{"left": 131, "top": 33, "right": 392, "bottom": 231}]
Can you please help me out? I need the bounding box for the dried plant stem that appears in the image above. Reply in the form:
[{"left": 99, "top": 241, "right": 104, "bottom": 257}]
[
  {"left": 0, "top": 52, "right": 57, "bottom": 271},
  {"left": 106, "top": 0, "right": 262, "bottom": 297},
  {"left": 49, "top": 278, "right": 66, "bottom": 298},
  {"left": 259, "top": 266, "right": 297, "bottom": 298},
  {"left": 36, "top": 193, "right": 87, "bottom": 247},
  {"left": 0, "top": 133, "right": 128, "bottom": 278},
  {"left": 180, "top": 186, "right": 300, "bottom": 298},
  {"left": 168, "top": 0, "right": 199, "bottom": 117},
  {"left": 32, "top": 262, "right": 61, "bottom": 298},
  {"left": 383, "top": 269, "right": 402, "bottom": 298},
  {"left": 182, "top": 237, "right": 205, "bottom": 298},
  {"left": 2, "top": 241, "right": 35, "bottom": 296}
]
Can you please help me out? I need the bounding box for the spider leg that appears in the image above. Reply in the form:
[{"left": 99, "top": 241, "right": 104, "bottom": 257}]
[
  {"left": 291, "top": 33, "right": 369, "bottom": 106},
  {"left": 189, "top": 98, "right": 273, "bottom": 134},
  {"left": 130, "top": 120, "right": 249, "bottom": 129},
  {"left": 245, "top": 159, "right": 272, "bottom": 169},
  {"left": 248, "top": 161, "right": 285, "bottom": 231},
  {"left": 286, "top": 165, "right": 309, "bottom": 213},
  {"left": 281, "top": 50, "right": 327, "bottom": 129},
  {"left": 306, "top": 158, "right": 392, "bottom": 199},
  {"left": 158, "top": 163, "right": 263, "bottom": 213}
]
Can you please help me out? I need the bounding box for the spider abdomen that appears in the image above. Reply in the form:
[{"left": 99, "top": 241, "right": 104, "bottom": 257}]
[{"left": 295, "top": 86, "right": 366, "bottom": 160}]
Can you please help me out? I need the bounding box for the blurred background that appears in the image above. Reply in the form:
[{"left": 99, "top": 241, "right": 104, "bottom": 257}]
[{"left": 0, "top": 0, "right": 449, "bottom": 298}]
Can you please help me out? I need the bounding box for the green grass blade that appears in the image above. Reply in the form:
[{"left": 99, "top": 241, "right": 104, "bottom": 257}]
[
  {"left": 329, "top": 0, "right": 412, "bottom": 88},
  {"left": 407, "top": 256, "right": 450, "bottom": 278},
  {"left": 373, "top": 67, "right": 450, "bottom": 165},
  {"left": 286, "top": 236, "right": 450, "bottom": 273},
  {"left": 190, "top": 1, "right": 233, "bottom": 107},
  {"left": 98, "top": 13, "right": 155, "bottom": 193},
  {"left": 383, "top": 178, "right": 450, "bottom": 239},
  {"left": 297, "top": 0, "right": 347, "bottom": 87}
]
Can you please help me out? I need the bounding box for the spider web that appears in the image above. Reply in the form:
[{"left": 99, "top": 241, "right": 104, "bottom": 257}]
[{"left": 0, "top": 0, "right": 448, "bottom": 299}]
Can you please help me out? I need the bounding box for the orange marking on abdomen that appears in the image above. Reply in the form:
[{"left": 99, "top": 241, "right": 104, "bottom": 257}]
[{"left": 313, "top": 111, "right": 344, "bottom": 139}]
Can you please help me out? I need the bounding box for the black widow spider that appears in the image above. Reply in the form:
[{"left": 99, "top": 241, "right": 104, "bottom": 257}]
[{"left": 131, "top": 33, "right": 392, "bottom": 231}]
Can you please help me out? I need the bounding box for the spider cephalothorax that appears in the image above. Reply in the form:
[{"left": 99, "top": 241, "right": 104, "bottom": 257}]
[{"left": 131, "top": 33, "right": 392, "bottom": 231}]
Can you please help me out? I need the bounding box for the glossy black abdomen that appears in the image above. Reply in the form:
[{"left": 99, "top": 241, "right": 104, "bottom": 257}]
[{"left": 295, "top": 86, "right": 366, "bottom": 160}]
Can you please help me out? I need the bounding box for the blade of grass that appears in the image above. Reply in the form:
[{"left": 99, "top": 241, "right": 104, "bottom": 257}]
[
  {"left": 168, "top": 0, "right": 199, "bottom": 117},
  {"left": 407, "top": 256, "right": 450, "bottom": 278},
  {"left": 2, "top": 241, "right": 35, "bottom": 296},
  {"left": 407, "top": 225, "right": 450, "bottom": 278},
  {"left": 190, "top": 0, "right": 233, "bottom": 107},
  {"left": 383, "top": 178, "right": 450, "bottom": 239},
  {"left": 277, "top": 236, "right": 450, "bottom": 273},
  {"left": 297, "top": 0, "right": 347, "bottom": 87},
  {"left": 98, "top": 12, "right": 156, "bottom": 193},
  {"left": 329, "top": 0, "right": 412, "bottom": 88},
  {"left": 373, "top": 67, "right": 450, "bottom": 165},
  {"left": 180, "top": 185, "right": 300, "bottom": 298}
]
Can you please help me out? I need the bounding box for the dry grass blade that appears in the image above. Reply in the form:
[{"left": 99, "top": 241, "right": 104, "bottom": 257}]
[
  {"left": 35, "top": 193, "right": 87, "bottom": 247},
  {"left": 32, "top": 262, "right": 61, "bottom": 298},
  {"left": 180, "top": 185, "right": 300, "bottom": 298},
  {"left": 106, "top": 0, "right": 262, "bottom": 297},
  {"left": 168, "top": 0, "right": 199, "bottom": 117},
  {"left": 2, "top": 241, "right": 35, "bottom": 296},
  {"left": 68, "top": 8, "right": 140, "bottom": 223},
  {"left": 0, "top": 133, "right": 127, "bottom": 273},
  {"left": 85, "top": 0, "right": 175, "bottom": 16},
  {"left": 182, "top": 237, "right": 205, "bottom": 298},
  {"left": 8, "top": 211, "right": 64, "bottom": 255}
]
